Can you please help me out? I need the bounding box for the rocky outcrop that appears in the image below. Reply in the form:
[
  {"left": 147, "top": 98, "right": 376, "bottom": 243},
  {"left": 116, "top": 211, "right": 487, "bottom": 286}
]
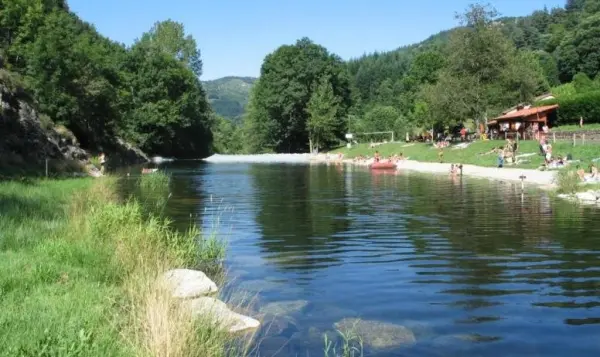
[
  {"left": 161, "top": 269, "right": 260, "bottom": 333},
  {"left": 1, "top": 68, "right": 148, "bottom": 173}
]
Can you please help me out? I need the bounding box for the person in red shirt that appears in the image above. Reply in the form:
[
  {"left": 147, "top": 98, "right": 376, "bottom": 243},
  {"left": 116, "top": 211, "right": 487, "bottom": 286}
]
[{"left": 460, "top": 127, "right": 467, "bottom": 141}]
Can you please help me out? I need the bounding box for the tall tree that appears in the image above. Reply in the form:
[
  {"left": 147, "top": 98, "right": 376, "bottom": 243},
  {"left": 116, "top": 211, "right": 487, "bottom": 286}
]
[
  {"left": 244, "top": 38, "right": 352, "bottom": 153},
  {"left": 306, "top": 76, "right": 341, "bottom": 153},
  {"left": 138, "top": 20, "right": 203, "bottom": 77},
  {"left": 422, "top": 4, "right": 548, "bottom": 129}
]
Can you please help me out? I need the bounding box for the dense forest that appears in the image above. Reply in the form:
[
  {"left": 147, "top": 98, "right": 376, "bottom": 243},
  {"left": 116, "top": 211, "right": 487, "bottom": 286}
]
[
  {"left": 1, "top": 0, "right": 213, "bottom": 159},
  {"left": 227, "top": 0, "right": 600, "bottom": 154},
  {"left": 203, "top": 76, "right": 256, "bottom": 122}
]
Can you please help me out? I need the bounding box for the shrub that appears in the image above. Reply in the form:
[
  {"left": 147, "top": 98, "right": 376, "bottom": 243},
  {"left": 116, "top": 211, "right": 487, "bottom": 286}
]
[
  {"left": 556, "top": 169, "right": 581, "bottom": 194},
  {"left": 536, "top": 90, "right": 600, "bottom": 125}
]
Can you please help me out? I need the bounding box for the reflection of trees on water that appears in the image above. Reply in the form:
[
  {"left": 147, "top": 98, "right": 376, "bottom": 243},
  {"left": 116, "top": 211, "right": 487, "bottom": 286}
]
[
  {"left": 396, "top": 173, "right": 600, "bottom": 323},
  {"left": 249, "top": 164, "right": 349, "bottom": 273}
]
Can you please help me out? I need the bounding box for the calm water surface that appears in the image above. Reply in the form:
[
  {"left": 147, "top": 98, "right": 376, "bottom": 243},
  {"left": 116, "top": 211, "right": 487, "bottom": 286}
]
[{"left": 136, "top": 162, "right": 600, "bottom": 356}]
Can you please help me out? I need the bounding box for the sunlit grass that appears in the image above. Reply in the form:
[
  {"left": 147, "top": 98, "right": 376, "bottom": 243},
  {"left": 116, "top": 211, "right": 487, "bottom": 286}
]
[
  {"left": 333, "top": 140, "right": 600, "bottom": 170},
  {"left": 0, "top": 175, "right": 251, "bottom": 357}
]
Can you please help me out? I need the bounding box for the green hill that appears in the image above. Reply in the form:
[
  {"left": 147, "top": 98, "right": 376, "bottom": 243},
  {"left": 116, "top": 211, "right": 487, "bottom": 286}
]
[{"left": 203, "top": 76, "right": 257, "bottom": 122}]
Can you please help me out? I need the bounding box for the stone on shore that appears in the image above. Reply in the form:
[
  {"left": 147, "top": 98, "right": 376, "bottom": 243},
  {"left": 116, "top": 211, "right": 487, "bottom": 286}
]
[
  {"left": 161, "top": 269, "right": 218, "bottom": 299},
  {"left": 334, "top": 318, "right": 416, "bottom": 349},
  {"left": 187, "top": 297, "right": 260, "bottom": 333}
]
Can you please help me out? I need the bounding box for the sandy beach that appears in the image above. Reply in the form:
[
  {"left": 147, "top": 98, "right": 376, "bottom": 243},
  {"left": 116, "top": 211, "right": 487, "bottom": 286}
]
[{"left": 394, "top": 160, "right": 557, "bottom": 187}]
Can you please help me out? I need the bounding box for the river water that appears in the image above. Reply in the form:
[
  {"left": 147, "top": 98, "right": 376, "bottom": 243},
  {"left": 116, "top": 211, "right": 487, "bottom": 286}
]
[{"left": 130, "top": 161, "right": 600, "bottom": 356}]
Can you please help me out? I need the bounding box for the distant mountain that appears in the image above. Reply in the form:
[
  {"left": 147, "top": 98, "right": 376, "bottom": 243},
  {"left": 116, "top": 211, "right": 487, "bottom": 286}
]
[{"left": 203, "top": 76, "right": 257, "bottom": 122}]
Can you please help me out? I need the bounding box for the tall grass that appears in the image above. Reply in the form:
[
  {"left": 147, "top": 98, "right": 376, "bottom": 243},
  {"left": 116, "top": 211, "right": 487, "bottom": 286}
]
[
  {"left": 0, "top": 175, "right": 248, "bottom": 357},
  {"left": 556, "top": 169, "right": 581, "bottom": 194}
]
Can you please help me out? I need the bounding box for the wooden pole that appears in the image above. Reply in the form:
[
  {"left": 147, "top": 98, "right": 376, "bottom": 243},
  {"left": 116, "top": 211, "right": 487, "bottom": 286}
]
[
  {"left": 583, "top": 133, "right": 586, "bottom": 145},
  {"left": 45, "top": 159, "right": 48, "bottom": 178},
  {"left": 573, "top": 133, "right": 576, "bottom": 146},
  {"left": 553, "top": 132, "right": 556, "bottom": 143}
]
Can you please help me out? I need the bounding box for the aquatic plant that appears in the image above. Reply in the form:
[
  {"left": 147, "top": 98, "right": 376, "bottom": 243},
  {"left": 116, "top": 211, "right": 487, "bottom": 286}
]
[{"left": 323, "top": 320, "right": 364, "bottom": 357}]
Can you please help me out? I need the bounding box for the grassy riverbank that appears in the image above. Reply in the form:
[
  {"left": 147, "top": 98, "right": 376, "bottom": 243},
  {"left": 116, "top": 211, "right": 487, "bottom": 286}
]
[
  {"left": 0, "top": 175, "right": 238, "bottom": 357},
  {"left": 333, "top": 140, "right": 600, "bottom": 170}
]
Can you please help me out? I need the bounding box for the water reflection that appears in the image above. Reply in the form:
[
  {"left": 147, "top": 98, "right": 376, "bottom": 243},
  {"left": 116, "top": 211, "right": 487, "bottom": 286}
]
[
  {"left": 124, "top": 162, "right": 600, "bottom": 356},
  {"left": 249, "top": 164, "right": 349, "bottom": 273}
]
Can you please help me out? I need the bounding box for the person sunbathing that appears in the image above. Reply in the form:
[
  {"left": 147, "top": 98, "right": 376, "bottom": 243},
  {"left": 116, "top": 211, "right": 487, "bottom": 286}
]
[{"left": 576, "top": 166, "right": 586, "bottom": 181}]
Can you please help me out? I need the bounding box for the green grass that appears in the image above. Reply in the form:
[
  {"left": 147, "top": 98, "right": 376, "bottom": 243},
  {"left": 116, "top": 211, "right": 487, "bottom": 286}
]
[
  {"left": 332, "top": 140, "right": 600, "bottom": 170},
  {"left": 552, "top": 123, "right": 600, "bottom": 132},
  {"left": 0, "top": 176, "right": 241, "bottom": 357}
]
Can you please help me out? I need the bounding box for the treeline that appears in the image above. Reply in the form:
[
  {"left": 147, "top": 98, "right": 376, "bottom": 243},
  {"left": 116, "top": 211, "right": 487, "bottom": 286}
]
[
  {"left": 215, "top": 0, "right": 600, "bottom": 154},
  {"left": 1, "top": 0, "right": 213, "bottom": 158}
]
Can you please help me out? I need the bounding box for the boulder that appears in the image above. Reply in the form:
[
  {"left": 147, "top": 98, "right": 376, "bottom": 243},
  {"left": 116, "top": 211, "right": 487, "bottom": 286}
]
[
  {"left": 161, "top": 269, "right": 218, "bottom": 299},
  {"left": 259, "top": 300, "right": 309, "bottom": 316},
  {"left": 334, "top": 318, "right": 416, "bottom": 349},
  {"left": 187, "top": 297, "right": 260, "bottom": 333}
]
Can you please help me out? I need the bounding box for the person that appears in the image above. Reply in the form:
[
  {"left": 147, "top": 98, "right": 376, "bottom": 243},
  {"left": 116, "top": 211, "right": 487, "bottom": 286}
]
[
  {"left": 591, "top": 163, "right": 598, "bottom": 179},
  {"left": 545, "top": 143, "right": 552, "bottom": 164},
  {"left": 99, "top": 152, "right": 106, "bottom": 174},
  {"left": 576, "top": 165, "right": 586, "bottom": 182},
  {"left": 374, "top": 151, "right": 380, "bottom": 163},
  {"left": 460, "top": 127, "right": 467, "bottom": 142},
  {"left": 497, "top": 146, "right": 504, "bottom": 168}
]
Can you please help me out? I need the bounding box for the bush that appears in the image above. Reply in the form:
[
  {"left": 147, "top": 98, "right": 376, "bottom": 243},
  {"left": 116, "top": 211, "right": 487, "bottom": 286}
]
[
  {"left": 536, "top": 90, "right": 600, "bottom": 125},
  {"left": 556, "top": 169, "right": 581, "bottom": 194}
]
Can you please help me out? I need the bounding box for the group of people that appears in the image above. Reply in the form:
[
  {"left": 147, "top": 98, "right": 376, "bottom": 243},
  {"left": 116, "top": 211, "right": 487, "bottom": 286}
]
[
  {"left": 352, "top": 151, "right": 406, "bottom": 164},
  {"left": 495, "top": 138, "right": 519, "bottom": 168},
  {"left": 576, "top": 163, "right": 599, "bottom": 182}
]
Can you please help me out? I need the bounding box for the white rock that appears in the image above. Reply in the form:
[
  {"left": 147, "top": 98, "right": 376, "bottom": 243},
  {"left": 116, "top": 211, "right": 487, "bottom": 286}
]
[
  {"left": 161, "top": 269, "right": 218, "bottom": 299},
  {"left": 187, "top": 297, "right": 260, "bottom": 333}
]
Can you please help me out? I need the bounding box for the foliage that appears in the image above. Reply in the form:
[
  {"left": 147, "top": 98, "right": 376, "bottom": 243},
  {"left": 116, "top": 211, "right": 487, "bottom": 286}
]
[
  {"left": 0, "top": 2, "right": 213, "bottom": 158},
  {"left": 211, "top": 115, "right": 244, "bottom": 154},
  {"left": 420, "top": 4, "right": 549, "bottom": 130},
  {"left": 0, "top": 177, "right": 239, "bottom": 357},
  {"left": 307, "top": 76, "right": 343, "bottom": 152},
  {"left": 203, "top": 77, "right": 257, "bottom": 121},
  {"left": 243, "top": 38, "right": 353, "bottom": 153},
  {"left": 536, "top": 90, "right": 600, "bottom": 125},
  {"left": 556, "top": 169, "right": 582, "bottom": 194}
]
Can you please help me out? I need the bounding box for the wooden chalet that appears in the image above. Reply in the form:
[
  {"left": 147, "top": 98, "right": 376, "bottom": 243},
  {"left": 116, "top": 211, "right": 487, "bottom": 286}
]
[{"left": 487, "top": 104, "right": 559, "bottom": 140}]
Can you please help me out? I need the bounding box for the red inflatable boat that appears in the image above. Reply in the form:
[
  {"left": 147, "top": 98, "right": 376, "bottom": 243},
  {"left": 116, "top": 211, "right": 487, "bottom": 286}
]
[{"left": 370, "top": 161, "right": 397, "bottom": 170}]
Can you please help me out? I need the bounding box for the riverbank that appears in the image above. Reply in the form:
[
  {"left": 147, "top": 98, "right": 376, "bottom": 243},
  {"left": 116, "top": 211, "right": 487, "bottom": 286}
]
[
  {"left": 332, "top": 140, "right": 600, "bottom": 170},
  {"left": 0, "top": 175, "right": 257, "bottom": 356},
  {"left": 327, "top": 140, "right": 600, "bottom": 204}
]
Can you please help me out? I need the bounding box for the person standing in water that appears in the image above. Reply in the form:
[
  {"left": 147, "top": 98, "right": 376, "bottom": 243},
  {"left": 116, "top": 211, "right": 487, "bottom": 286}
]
[{"left": 374, "top": 151, "right": 381, "bottom": 163}]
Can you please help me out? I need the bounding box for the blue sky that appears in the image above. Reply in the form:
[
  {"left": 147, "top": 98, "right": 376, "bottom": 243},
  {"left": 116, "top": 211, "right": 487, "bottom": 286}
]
[{"left": 68, "top": 0, "right": 566, "bottom": 80}]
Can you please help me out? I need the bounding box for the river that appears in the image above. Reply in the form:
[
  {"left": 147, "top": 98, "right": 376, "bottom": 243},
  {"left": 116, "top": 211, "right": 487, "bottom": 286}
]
[{"left": 127, "top": 161, "right": 600, "bottom": 356}]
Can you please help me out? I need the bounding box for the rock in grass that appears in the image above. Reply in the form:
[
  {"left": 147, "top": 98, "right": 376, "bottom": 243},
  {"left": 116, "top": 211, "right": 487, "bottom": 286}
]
[
  {"left": 334, "top": 318, "right": 416, "bottom": 349},
  {"left": 161, "top": 269, "right": 218, "bottom": 298},
  {"left": 187, "top": 297, "right": 260, "bottom": 333}
]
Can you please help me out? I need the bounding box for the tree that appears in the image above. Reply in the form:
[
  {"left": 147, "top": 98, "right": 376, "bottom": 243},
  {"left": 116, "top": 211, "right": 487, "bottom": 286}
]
[
  {"left": 244, "top": 38, "right": 352, "bottom": 153},
  {"left": 422, "top": 4, "right": 548, "bottom": 130},
  {"left": 306, "top": 76, "right": 342, "bottom": 153},
  {"left": 119, "top": 43, "right": 212, "bottom": 157},
  {"left": 138, "top": 20, "right": 203, "bottom": 77}
]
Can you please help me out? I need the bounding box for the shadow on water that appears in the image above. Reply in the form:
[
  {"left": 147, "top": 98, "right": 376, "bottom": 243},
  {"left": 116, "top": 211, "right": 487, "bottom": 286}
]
[{"left": 119, "top": 161, "right": 600, "bottom": 357}]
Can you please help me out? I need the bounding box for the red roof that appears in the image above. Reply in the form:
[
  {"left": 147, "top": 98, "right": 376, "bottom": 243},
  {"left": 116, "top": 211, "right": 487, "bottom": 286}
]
[{"left": 494, "top": 104, "right": 559, "bottom": 121}]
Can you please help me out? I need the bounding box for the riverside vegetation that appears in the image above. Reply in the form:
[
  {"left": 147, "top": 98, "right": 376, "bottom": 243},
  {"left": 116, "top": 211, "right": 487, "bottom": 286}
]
[
  {"left": 210, "top": 1, "right": 600, "bottom": 156},
  {"left": 0, "top": 174, "right": 249, "bottom": 357}
]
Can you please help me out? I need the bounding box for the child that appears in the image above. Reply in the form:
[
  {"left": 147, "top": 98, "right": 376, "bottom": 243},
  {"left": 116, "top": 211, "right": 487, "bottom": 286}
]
[{"left": 497, "top": 146, "right": 504, "bottom": 168}]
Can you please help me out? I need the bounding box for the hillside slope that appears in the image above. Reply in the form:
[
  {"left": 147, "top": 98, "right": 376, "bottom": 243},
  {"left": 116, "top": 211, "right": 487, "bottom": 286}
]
[{"left": 203, "top": 76, "right": 257, "bottom": 121}]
